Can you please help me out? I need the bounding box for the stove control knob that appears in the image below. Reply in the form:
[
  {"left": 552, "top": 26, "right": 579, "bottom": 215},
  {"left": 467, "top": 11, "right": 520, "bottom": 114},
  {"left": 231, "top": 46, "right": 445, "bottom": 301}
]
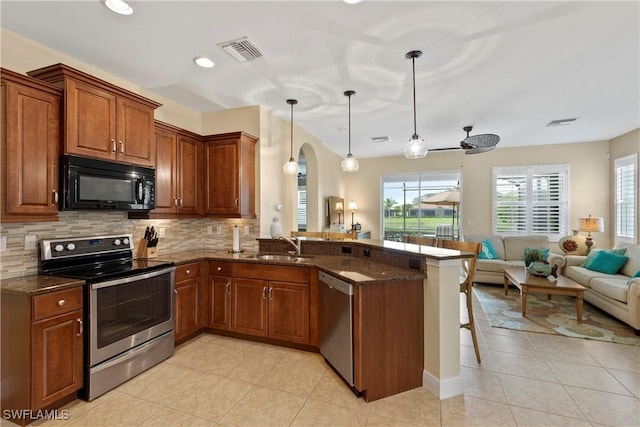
[
  {"left": 54, "top": 244, "right": 64, "bottom": 252},
  {"left": 113, "top": 239, "right": 122, "bottom": 246},
  {"left": 66, "top": 243, "right": 76, "bottom": 251},
  {"left": 122, "top": 238, "right": 130, "bottom": 245}
]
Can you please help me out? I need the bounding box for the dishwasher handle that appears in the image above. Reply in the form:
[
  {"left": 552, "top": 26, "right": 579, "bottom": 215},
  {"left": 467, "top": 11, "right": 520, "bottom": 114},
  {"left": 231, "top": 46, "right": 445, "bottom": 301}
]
[{"left": 318, "top": 271, "right": 353, "bottom": 295}]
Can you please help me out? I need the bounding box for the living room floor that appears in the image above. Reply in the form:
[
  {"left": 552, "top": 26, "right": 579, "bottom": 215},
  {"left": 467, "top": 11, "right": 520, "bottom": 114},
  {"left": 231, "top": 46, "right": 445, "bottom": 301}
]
[{"left": 22, "top": 292, "right": 640, "bottom": 427}]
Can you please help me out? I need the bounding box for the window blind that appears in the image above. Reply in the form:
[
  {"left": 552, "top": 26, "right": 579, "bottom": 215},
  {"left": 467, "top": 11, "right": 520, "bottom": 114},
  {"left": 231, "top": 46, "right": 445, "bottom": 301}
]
[
  {"left": 493, "top": 164, "right": 568, "bottom": 240},
  {"left": 615, "top": 154, "right": 637, "bottom": 243}
]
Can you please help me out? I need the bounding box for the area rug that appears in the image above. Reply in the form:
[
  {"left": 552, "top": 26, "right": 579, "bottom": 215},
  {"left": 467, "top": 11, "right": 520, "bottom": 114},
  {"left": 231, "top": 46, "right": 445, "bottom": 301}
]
[{"left": 473, "top": 283, "right": 640, "bottom": 346}]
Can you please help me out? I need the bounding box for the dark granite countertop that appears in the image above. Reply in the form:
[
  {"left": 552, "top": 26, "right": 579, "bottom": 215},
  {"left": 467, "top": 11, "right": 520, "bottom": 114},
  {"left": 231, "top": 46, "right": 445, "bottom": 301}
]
[
  {"left": 0, "top": 275, "right": 84, "bottom": 296},
  {"left": 152, "top": 249, "right": 424, "bottom": 284},
  {"left": 1, "top": 240, "right": 469, "bottom": 295}
]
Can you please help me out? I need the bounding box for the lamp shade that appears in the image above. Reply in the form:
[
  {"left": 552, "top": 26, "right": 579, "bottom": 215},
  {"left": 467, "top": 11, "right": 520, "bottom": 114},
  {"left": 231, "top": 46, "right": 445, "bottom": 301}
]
[
  {"left": 578, "top": 215, "right": 604, "bottom": 233},
  {"left": 348, "top": 201, "right": 358, "bottom": 211},
  {"left": 335, "top": 201, "right": 344, "bottom": 211}
]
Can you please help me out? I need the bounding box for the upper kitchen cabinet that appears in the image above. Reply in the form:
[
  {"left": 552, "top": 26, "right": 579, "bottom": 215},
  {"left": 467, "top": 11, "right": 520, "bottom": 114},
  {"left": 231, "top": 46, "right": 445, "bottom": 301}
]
[
  {"left": 204, "top": 132, "right": 257, "bottom": 218},
  {"left": 1, "top": 68, "right": 62, "bottom": 223},
  {"left": 27, "top": 63, "right": 161, "bottom": 167},
  {"left": 151, "top": 121, "right": 203, "bottom": 217}
]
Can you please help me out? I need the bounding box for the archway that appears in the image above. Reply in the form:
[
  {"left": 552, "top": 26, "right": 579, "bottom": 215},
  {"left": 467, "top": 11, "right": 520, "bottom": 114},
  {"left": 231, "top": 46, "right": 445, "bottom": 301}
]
[{"left": 298, "top": 143, "right": 319, "bottom": 231}]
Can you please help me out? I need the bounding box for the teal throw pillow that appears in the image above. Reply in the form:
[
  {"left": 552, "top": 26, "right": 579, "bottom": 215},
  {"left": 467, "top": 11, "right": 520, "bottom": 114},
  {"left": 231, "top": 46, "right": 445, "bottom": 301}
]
[
  {"left": 523, "top": 246, "right": 549, "bottom": 262},
  {"left": 477, "top": 239, "right": 499, "bottom": 259},
  {"left": 627, "top": 270, "right": 640, "bottom": 285},
  {"left": 585, "top": 250, "right": 629, "bottom": 275},
  {"left": 582, "top": 248, "right": 627, "bottom": 268}
]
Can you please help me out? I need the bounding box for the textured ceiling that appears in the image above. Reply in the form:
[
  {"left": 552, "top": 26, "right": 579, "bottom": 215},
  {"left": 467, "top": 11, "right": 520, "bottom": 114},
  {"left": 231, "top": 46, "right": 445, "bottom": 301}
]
[{"left": 2, "top": 1, "right": 638, "bottom": 158}]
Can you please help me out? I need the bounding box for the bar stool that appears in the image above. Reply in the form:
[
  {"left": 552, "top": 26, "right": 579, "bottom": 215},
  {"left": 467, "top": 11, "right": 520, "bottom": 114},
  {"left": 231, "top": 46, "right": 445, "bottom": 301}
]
[{"left": 440, "top": 239, "right": 482, "bottom": 363}]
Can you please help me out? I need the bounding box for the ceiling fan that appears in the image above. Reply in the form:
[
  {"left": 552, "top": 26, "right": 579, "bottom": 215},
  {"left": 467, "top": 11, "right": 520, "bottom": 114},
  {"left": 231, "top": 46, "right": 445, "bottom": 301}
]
[{"left": 432, "top": 126, "right": 501, "bottom": 154}]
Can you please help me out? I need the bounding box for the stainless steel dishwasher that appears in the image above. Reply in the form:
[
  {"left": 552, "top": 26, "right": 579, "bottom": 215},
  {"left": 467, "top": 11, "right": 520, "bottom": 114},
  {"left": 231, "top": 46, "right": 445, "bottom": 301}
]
[{"left": 318, "top": 271, "right": 354, "bottom": 386}]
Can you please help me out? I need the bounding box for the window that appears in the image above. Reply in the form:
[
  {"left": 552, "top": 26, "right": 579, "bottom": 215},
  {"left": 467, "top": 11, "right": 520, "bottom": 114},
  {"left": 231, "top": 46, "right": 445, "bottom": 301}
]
[
  {"left": 381, "top": 171, "right": 460, "bottom": 241},
  {"left": 493, "top": 164, "right": 568, "bottom": 240},
  {"left": 614, "top": 154, "right": 637, "bottom": 244}
]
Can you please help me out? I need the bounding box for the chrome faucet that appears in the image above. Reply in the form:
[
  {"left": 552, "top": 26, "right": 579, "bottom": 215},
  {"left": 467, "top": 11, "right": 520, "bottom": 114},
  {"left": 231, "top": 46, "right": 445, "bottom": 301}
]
[{"left": 276, "top": 235, "right": 301, "bottom": 255}]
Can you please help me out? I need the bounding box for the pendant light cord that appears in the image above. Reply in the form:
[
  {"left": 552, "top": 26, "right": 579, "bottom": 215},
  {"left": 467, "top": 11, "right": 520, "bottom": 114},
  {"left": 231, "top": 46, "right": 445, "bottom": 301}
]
[
  {"left": 290, "top": 102, "right": 294, "bottom": 159},
  {"left": 412, "top": 55, "right": 417, "bottom": 136},
  {"left": 348, "top": 94, "right": 352, "bottom": 155}
]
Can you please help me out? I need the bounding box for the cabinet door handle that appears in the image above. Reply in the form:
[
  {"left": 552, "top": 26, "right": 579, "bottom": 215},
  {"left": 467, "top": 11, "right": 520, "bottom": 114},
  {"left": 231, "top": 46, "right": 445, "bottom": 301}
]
[
  {"left": 119, "top": 141, "right": 125, "bottom": 154},
  {"left": 173, "top": 198, "right": 178, "bottom": 207},
  {"left": 77, "top": 318, "right": 83, "bottom": 336},
  {"left": 268, "top": 287, "right": 273, "bottom": 300},
  {"left": 57, "top": 299, "right": 66, "bottom": 307},
  {"left": 217, "top": 267, "right": 222, "bottom": 272},
  {"left": 185, "top": 269, "right": 191, "bottom": 275},
  {"left": 174, "top": 289, "right": 178, "bottom": 294},
  {"left": 111, "top": 139, "right": 116, "bottom": 152},
  {"left": 52, "top": 190, "right": 58, "bottom": 205},
  {"left": 235, "top": 198, "right": 239, "bottom": 207},
  {"left": 225, "top": 282, "right": 230, "bottom": 294},
  {"left": 262, "top": 286, "right": 267, "bottom": 299}
]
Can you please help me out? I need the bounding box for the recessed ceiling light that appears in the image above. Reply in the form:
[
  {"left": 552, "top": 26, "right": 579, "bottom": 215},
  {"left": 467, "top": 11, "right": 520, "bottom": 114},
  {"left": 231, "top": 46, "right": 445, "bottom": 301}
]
[
  {"left": 343, "top": 0, "right": 364, "bottom": 4},
  {"left": 194, "top": 56, "right": 215, "bottom": 68},
  {"left": 103, "top": 0, "right": 133, "bottom": 15}
]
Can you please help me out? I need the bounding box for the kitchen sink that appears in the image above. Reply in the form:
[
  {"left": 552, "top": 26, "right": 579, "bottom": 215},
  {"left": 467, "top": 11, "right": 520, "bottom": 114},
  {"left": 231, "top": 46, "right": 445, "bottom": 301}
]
[{"left": 246, "top": 254, "right": 312, "bottom": 262}]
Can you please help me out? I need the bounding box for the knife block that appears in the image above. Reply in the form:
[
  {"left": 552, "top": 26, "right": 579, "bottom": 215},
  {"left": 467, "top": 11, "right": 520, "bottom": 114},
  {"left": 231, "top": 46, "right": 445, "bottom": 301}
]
[{"left": 137, "top": 239, "right": 158, "bottom": 259}]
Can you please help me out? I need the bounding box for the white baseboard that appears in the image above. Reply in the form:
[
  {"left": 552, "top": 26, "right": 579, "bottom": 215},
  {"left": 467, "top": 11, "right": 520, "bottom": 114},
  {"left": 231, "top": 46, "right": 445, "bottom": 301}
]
[{"left": 422, "top": 370, "right": 464, "bottom": 399}]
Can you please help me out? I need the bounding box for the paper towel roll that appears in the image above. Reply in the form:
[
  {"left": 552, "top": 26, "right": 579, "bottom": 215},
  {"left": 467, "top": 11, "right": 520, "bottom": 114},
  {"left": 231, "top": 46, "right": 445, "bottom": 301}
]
[{"left": 232, "top": 225, "right": 240, "bottom": 252}]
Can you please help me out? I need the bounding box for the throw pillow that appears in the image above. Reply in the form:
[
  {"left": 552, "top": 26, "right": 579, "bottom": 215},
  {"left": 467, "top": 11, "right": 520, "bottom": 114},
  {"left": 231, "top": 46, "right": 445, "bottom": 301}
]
[
  {"left": 523, "top": 246, "right": 550, "bottom": 263},
  {"left": 628, "top": 270, "right": 640, "bottom": 285},
  {"left": 581, "top": 248, "right": 627, "bottom": 268},
  {"left": 585, "top": 250, "right": 629, "bottom": 275},
  {"left": 477, "top": 239, "right": 499, "bottom": 259}
]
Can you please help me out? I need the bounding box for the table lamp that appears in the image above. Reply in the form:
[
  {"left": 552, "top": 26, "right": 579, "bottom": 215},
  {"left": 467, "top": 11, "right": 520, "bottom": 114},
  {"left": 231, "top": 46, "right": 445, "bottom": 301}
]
[
  {"left": 336, "top": 201, "right": 343, "bottom": 224},
  {"left": 578, "top": 215, "right": 604, "bottom": 254},
  {"left": 348, "top": 201, "right": 358, "bottom": 230}
]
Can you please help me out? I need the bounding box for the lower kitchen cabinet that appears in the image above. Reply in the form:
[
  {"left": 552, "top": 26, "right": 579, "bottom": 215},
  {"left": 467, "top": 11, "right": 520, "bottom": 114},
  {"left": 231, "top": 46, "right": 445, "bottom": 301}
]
[
  {"left": 174, "top": 262, "right": 201, "bottom": 343},
  {"left": 230, "top": 263, "right": 310, "bottom": 344},
  {"left": 1, "top": 287, "right": 84, "bottom": 425},
  {"left": 208, "top": 261, "right": 232, "bottom": 330},
  {"left": 353, "top": 279, "right": 424, "bottom": 402}
]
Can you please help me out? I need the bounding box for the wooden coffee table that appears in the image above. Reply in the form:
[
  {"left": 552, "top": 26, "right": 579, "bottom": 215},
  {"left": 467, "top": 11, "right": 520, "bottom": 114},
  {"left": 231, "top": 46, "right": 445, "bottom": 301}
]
[{"left": 503, "top": 267, "right": 586, "bottom": 323}]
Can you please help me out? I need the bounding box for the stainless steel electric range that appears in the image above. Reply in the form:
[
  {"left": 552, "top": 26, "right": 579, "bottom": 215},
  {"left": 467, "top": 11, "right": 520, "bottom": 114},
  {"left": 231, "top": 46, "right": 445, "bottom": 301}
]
[{"left": 39, "top": 234, "right": 175, "bottom": 401}]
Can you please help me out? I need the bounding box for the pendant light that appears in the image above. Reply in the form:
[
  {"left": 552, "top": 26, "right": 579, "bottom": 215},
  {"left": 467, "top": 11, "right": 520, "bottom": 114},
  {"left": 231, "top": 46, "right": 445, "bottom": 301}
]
[
  {"left": 404, "top": 50, "right": 428, "bottom": 159},
  {"left": 283, "top": 99, "right": 300, "bottom": 176},
  {"left": 341, "top": 90, "right": 359, "bottom": 172}
]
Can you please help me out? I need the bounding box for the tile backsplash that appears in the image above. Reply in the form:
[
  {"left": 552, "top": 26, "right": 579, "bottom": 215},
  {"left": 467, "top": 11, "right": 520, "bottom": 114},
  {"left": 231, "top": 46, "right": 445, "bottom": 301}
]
[{"left": 0, "top": 211, "right": 259, "bottom": 279}]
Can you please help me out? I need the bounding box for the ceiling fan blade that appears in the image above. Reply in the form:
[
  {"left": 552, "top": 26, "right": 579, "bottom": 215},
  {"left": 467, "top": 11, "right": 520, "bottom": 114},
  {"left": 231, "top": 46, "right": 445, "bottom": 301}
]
[
  {"left": 464, "top": 145, "right": 496, "bottom": 154},
  {"left": 463, "top": 133, "right": 500, "bottom": 148}
]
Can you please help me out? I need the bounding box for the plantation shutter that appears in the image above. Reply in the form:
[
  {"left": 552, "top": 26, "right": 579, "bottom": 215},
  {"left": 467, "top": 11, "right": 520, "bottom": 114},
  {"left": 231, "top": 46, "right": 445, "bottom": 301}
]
[
  {"left": 615, "top": 154, "right": 637, "bottom": 243},
  {"left": 493, "top": 165, "right": 568, "bottom": 240}
]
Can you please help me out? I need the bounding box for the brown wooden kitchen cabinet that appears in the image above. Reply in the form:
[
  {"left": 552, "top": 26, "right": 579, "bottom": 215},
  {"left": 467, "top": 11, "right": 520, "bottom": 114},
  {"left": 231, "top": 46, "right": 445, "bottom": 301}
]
[
  {"left": 203, "top": 132, "right": 257, "bottom": 218},
  {"left": 1, "top": 287, "right": 84, "bottom": 425},
  {"left": 208, "top": 260, "right": 232, "bottom": 330},
  {"left": 174, "top": 262, "right": 201, "bottom": 343},
  {"left": 1, "top": 68, "right": 62, "bottom": 223},
  {"left": 230, "top": 263, "right": 310, "bottom": 344},
  {"left": 151, "top": 121, "right": 203, "bottom": 217},
  {"left": 27, "top": 63, "right": 161, "bottom": 167},
  {"left": 353, "top": 279, "right": 424, "bottom": 402}
]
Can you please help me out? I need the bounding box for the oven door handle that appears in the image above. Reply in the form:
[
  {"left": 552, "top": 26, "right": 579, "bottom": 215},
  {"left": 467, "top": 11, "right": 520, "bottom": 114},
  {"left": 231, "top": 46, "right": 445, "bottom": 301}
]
[{"left": 90, "top": 266, "right": 175, "bottom": 290}]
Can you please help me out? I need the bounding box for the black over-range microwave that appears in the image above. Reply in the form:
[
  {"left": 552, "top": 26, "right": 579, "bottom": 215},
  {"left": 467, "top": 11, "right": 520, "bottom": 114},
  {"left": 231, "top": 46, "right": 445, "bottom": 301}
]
[{"left": 60, "top": 155, "right": 155, "bottom": 211}]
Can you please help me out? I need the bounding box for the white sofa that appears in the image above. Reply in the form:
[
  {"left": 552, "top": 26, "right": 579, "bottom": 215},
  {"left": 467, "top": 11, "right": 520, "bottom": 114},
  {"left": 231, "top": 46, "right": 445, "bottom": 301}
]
[
  {"left": 464, "top": 234, "right": 566, "bottom": 285},
  {"left": 564, "top": 242, "right": 640, "bottom": 333}
]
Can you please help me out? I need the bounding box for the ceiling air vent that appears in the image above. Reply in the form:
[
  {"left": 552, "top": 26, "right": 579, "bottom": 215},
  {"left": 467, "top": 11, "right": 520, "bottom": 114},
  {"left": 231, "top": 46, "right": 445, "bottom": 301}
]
[
  {"left": 371, "top": 136, "right": 391, "bottom": 143},
  {"left": 217, "top": 37, "right": 263, "bottom": 63},
  {"left": 547, "top": 118, "right": 578, "bottom": 127}
]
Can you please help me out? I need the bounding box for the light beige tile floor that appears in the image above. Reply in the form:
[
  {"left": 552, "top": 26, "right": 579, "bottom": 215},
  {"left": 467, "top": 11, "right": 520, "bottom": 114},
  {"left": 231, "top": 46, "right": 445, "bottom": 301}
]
[{"left": 15, "top": 290, "right": 640, "bottom": 427}]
